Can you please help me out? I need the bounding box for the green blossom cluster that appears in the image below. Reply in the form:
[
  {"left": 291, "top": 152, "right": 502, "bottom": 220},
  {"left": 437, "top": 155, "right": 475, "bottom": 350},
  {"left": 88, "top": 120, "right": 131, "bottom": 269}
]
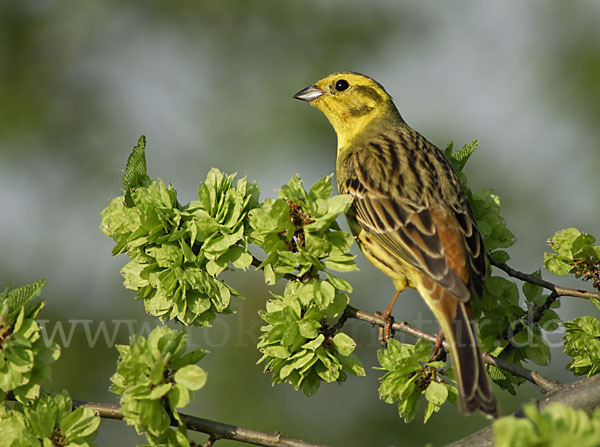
[
  {"left": 110, "top": 325, "right": 207, "bottom": 446},
  {"left": 377, "top": 339, "right": 456, "bottom": 423},
  {"left": 101, "top": 137, "right": 259, "bottom": 326},
  {"left": 494, "top": 403, "right": 600, "bottom": 447},
  {"left": 0, "top": 281, "right": 60, "bottom": 402},
  {"left": 544, "top": 228, "right": 600, "bottom": 378},
  {"left": 250, "top": 175, "right": 365, "bottom": 395},
  {"left": 0, "top": 392, "right": 100, "bottom": 447}
]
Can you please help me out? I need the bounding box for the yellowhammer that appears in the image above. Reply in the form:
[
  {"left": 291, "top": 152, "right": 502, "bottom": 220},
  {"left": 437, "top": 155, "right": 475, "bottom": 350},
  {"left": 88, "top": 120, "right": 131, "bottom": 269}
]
[{"left": 294, "top": 72, "right": 497, "bottom": 417}]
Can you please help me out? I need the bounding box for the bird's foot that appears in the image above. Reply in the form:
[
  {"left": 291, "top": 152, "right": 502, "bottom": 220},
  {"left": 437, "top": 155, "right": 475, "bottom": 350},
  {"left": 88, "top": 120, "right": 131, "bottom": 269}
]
[
  {"left": 376, "top": 289, "right": 401, "bottom": 345},
  {"left": 430, "top": 330, "right": 447, "bottom": 362},
  {"left": 376, "top": 311, "right": 395, "bottom": 345}
]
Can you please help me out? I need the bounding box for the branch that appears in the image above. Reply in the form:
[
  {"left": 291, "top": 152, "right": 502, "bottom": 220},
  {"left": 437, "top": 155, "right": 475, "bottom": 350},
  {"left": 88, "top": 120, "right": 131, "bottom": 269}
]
[
  {"left": 251, "top": 255, "right": 562, "bottom": 392},
  {"left": 489, "top": 257, "right": 600, "bottom": 300},
  {"left": 445, "top": 374, "right": 600, "bottom": 447},
  {"left": 344, "top": 305, "right": 561, "bottom": 393},
  {"left": 70, "top": 399, "right": 331, "bottom": 447}
]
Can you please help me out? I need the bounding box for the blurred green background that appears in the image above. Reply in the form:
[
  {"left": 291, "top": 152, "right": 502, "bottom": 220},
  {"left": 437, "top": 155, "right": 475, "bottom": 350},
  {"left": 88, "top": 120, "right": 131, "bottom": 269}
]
[{"left": 1, "top": 1, "right": 599, "bottom": 446}]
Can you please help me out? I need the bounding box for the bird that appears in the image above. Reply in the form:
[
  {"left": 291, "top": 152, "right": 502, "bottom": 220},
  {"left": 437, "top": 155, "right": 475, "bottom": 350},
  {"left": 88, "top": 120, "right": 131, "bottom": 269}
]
[{"left": 293, "top": 72, "right": 498, "bottom": 417}]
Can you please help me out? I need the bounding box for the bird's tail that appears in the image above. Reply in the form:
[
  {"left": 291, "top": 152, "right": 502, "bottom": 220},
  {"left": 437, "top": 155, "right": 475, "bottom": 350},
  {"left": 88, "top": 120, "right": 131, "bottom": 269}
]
[
  {"left": 449, "top": 301, "right": 498, "bottom": 417},
  {"left": 423, "top": 283, "right": 498, "bottom": 417}
]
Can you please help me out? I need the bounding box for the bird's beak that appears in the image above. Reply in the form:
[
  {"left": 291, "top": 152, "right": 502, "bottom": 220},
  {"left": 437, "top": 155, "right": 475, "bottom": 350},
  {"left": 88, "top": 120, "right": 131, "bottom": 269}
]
[{"left": 293, "top": 85, "right": 324, "bottom": 102}]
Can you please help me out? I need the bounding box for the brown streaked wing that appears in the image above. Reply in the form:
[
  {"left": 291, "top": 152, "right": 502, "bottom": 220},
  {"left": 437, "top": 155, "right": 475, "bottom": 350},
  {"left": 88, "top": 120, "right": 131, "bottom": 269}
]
[
  {"left": 452, "top": 206, "right": 486, "bottom": 296},
  {"left": 344, "top": 172, "right": 472, "bottom": 302}
]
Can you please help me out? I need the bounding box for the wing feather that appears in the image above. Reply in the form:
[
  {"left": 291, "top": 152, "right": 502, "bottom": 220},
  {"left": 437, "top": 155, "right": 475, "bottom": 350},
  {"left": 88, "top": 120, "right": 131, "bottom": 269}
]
[{"left": 344, "top": 149, "right": 479, "bottom": 302}]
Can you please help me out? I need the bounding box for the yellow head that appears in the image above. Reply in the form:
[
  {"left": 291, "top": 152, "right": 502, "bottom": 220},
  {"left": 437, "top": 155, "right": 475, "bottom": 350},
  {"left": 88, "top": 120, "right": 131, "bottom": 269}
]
[{"left": 294, "top": 72, "right": 402, "bottom": 148}]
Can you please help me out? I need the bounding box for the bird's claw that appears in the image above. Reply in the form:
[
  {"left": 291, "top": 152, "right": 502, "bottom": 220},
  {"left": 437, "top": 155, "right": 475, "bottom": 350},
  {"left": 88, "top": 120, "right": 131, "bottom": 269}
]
[
  {"left": 430, "top": 330, "right": 447, "bottom": 362},
  {"left": 376, "top": 311, "right": 395, "bottom": 345}
]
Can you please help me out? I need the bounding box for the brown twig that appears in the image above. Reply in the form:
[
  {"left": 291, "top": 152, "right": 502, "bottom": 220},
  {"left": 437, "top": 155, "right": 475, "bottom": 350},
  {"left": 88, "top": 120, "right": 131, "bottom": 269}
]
[
  {"left": 344, "top": 305, "right": 561, "bottom": 393},
  {"left": 489, "top": 257, "right": 600, "bottom": 300},
  {"left": 489, "top": 257, "right": 598, "bottom": 356},
  {"left": 251, "top": 255, "right": 561, "bottom": 393},
  {"left": 497, "top": 290, "right": 559, "bottom": 357},
  {"left": 71, "top": 399, "right": 330, "bottom": 447}
]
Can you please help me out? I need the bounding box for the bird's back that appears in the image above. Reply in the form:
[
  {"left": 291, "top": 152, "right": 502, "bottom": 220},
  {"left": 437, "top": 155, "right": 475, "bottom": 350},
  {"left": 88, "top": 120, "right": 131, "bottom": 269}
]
[{"left": 336, "top": 120, "right": 486, "bottom": 301}]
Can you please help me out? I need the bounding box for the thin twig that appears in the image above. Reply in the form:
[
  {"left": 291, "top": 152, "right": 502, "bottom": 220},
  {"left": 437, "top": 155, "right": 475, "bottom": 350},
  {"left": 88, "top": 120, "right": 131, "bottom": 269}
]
[
  {"left": 71, "top": 400, "right": 330, "bottom": 447},
  {"left": 531, "top": 291, "right": 560, "bottom": 323},
  {"left": 251, "top": 255, "right": 561, "bottom": 392},
  {"left": 489, "top": 257, "right": 598, "bottom": 357},
  {"left": 489, "top": 257, "right": 600, "bottom": 300},
  {"left": 344, "top": 305, "right": 561, "bottom": 393},
  {"left": 497, "top": 290, "right": 559, "bottom": 357}
]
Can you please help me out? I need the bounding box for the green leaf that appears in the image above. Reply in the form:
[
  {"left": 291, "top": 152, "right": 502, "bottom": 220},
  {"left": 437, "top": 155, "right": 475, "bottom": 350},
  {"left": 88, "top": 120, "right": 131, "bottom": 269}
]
[
  {"left": 174, "top": 365, "right": 207, "bottom": 391},
  {"left": 169, "top": 349, "right": 207, "bottom": 370},
  {"left": 313, "top": 280, "right": 336, "bottom": 309},
  {"left": 547, "top": 228, "right": 582, "bottom": 257},
  {"left": 471, "top": 189, "right": 515, "bottom": 251},
  {"left": 263, "top": 345, "right": 290, "bottom": 359},
  {"left": 487, "top": 364, "right": 518, "bottom": 395},
  {"left": 325, "top": 194, "right": 354, "bottom": 216},
  {"left": 448, "top": 140, "right": 478, "bottom": 172},
  {"left": 0, "top": 281, "right": 59, "bottom": 402},
  {"left": 490, "top": 250, "right": 510, "bottom": 263},
  {"left": 564, "top": 316, "right": 600, "bottom": 376},
  {"left": 377, "top": 339, "right": 455, "bottom": 422},
  {"left": 524, "top": 332, "right": 551, "bottom": 366},
  {"left": 423, "top": 381, "right": 448, "bottom": 423},
  {"left": 149, "top": 382, "right": 173, "bottom": 399},
  {"left": 494, "top": 402, "right": 600, "bottom": 447},
  {"left": 1, "top": 279, "right": 46, "bottom": 319},
  {"left": 60, "top": 406, "right": 101, "bottom": 439},
  {"left": 0, "top": 406, "right": 40, "bottom": 446},
  {"left": 298, "top": 319, "right": 321, "bottom": 339},
  {"left": 3, "top": 391, "right": 100, "bottom": 446},
  {"left": 104, "top": 149, "right": 259, "bottom": 327},
  {"left": 332, "top": 333, "right": 356, "bottom": 356},
  {"left": 110, "top": 325, "right": 205, "bottom": 440},
  {"left": 425, "top": 381, "right": 448, "bottom": 407},
  {"left": 522, "top": 272, "right": 544, "bottom": 305},
  {"left": 302, "top": 334, "right": 325, "bottom": 351},
  {"left": 494, "top": 416, "right": 537, "bottom": 447},
  {"left": 399, "top": 382, "right": 421, "bottom": 423},
  {"left": 168, "top": 383, "right": 193, "bottom": 410},
  {"left": 308, "top": 174, "right": 333, "bottom": 200},
  {"left": 544, "top": 254, "right": 574, "bottom": 276},
  {"left": 123, "top": 135, "right": 151, "bottom": 207},
  {"left": 323, "top": 253, "right": 357, "bottom": 273}
]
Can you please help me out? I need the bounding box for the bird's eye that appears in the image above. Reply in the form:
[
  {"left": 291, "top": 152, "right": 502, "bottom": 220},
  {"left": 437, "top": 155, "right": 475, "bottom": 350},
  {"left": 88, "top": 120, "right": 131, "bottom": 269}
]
[{"left": 335, "top": 79, "right": 349, "bottom": 92}]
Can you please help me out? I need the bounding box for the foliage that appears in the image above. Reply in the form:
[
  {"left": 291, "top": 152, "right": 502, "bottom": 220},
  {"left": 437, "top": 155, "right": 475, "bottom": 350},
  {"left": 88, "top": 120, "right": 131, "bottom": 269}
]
[
  {"left": 256, "top": 280, "right": 364, "bottom": 396},
  {"left": 377, "top": 339, "right": 456, "bottom": 423},
  {"left": 445, "top": 141, "right": 556, "bottom": 395},
  {"left": 102, "top": 138, "right": 365, "bottom": 397},
  {"left": 545, "top": 228, "right": 600, "bottom": 378},
  {"left": 563, "top": 316, "right": 600, "bottom": 377},
  {"left": 494, "top": 402, "right": 600, "bottom": 447},
  {"left": 0, "top": 280, "right": 60, "bottom": 403},
  {"left": 251, "top": 175, "right": 364, "bottom": 395},
  {"left": 544, "top": 228, "right": 600, "bottom": 287},
  {"left": 110, "top": 325, "right": 207, "bottom": 447},
  {"left": 100, "top": 137, "right": 260, "bottom": 327},
  {"left": 248, "top": 174, "right": 356, "bottom": 284},
  {"left": 3, "top": 136, "right": 600, "bottom": 446},
  {"left": 0, "top": 391, "right": 100, "bottom": 447}
]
